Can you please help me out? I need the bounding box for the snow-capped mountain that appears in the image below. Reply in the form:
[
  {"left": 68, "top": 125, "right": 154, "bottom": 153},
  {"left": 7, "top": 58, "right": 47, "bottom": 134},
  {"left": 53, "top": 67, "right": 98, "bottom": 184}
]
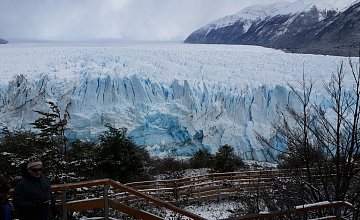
[
  {"left": 0, "top": 42, "right": 355, "bottom": 162},
  {"left": 184, "top": 0, "right": 360, "bottom": 56}
]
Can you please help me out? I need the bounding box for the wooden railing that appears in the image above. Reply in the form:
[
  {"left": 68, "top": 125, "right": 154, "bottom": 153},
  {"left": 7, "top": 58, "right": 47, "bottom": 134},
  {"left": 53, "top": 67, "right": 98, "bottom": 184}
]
[
  {"left": 10, "top": 168, "right": 349, "bottom": 219},
  {"left": 49, "top": 168, "right": 329, "bottom": 219},
  {"left": 51, "top": 178, "right": 206, "bottom": 220},
  {"left": 122, "top": 168, "right": 308, "bottom": 204},
  {"left": 223, "top": 201, "right": 355, "bottom": 220}
]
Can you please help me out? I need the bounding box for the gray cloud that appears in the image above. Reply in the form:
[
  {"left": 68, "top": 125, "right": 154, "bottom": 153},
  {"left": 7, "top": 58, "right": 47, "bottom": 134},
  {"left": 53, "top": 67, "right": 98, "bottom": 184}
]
[{"left": 0, "top": 0, "right": 288, "bottom": 41}]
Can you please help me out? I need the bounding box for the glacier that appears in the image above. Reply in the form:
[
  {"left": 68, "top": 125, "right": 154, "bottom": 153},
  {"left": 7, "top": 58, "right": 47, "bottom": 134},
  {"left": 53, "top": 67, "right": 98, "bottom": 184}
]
[{"left": 0, "top": 42, "right": 356, "bottom": 162}]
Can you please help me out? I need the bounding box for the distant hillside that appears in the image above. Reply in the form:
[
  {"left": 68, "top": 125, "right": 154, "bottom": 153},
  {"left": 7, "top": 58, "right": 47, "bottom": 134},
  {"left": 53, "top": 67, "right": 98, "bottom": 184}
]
[
  {"left": 285, "top": 2, "right": 360, "bottom": 56},
  {"left": 0, "top": 38, "right": 8, "bottom": 44},
  {"left": 185, "top": 0, "right": 360, "bottom": 57}
]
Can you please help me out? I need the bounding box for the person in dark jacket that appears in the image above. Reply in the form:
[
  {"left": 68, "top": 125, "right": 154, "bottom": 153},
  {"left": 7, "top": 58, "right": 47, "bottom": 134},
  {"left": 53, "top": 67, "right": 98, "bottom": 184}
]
[
  {"left": 13, "top": 156, "right": 54, "bottom": 220},
  {"left": 0, "top": 175, "right": 11, "bottom": 220}
]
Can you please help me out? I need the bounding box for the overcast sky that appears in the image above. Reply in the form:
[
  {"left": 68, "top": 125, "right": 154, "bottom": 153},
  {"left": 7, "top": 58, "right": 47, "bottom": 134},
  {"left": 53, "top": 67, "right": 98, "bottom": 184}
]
[{"left": 0, "top": 0, "right": 287, "bottom": 42}]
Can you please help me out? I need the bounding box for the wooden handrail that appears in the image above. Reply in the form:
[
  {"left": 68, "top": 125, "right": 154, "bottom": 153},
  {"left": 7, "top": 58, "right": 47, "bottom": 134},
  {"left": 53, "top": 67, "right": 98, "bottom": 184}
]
[
  {"left": 221, "top": 201, "right": 355, "bottom": 220},
  {"left": 10, "top": 168, "right": 338, "bottom": 219},
  {"left": 125, "top": 168, "right": 312, "bottom": 189},
  {"left": 47, "top": 172, "right": 279, "bottom": 219},
  {"left": 49, "top": 178, "right": 206, "bottom": 220},
  {"left": 120, "top": 169, "right": 306, "bottom": 204},
  {"left": 109, "top": 200, "right": 164, "bottom": 220},
  {"left": 111, "top": 170, "right": 315, "bottom": 207},
  {"left": 109, "top": 180, "right": 206, "bottom": 220},
  {"left": 51, "top": 178, "right": 112, "bottom": 191},
  {"left": 66, "top": 198, "right": 103, "bottom": 212}
]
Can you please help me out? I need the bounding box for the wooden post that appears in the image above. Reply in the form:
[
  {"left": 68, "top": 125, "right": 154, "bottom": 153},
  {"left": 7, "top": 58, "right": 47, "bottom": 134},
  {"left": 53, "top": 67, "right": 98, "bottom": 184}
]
[
  {"left": 62, "top": 190, "right": 68, "bottom": 220},
  {"left": 217, "top": 183, "right": 221, "bottom": 202},
  {"left": 197, "top": 187, "right": 202, "bottom": 205},
  {"left": 334, "top": 202, "right": 341, "bottom": 218},
  {"left": 104, "top": 184, "right": 109, "bottom": 219},
  {"left": 156, "top": 181, "right": 160, "bottom": 199},
  {"left": 174, "top": 181, "right": 179, "bottom": 204}
]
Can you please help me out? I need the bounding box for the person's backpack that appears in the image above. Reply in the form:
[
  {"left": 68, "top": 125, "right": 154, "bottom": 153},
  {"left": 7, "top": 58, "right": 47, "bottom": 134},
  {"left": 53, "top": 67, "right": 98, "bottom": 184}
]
[{"left": 0, "top": 202, "right": 11, "bottom": 220}]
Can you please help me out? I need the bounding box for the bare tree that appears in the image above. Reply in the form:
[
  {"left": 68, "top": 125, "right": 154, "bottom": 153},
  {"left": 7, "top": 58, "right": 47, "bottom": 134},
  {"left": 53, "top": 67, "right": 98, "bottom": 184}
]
[{"left": 257, "top": 57, "right": 360, "bottom": 217}]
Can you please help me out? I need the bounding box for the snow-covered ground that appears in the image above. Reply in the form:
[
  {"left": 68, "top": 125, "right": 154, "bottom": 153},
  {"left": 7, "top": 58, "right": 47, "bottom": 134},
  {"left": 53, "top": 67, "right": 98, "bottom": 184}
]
[
  {"left": 0, "top": 42, "right": 356, "bottom": 161},
  {"left": 183, "top": 200, "right": 238, "bottom": 219},
  {"left": 0, "top": 41, "right": 354, "bottom": 89}
]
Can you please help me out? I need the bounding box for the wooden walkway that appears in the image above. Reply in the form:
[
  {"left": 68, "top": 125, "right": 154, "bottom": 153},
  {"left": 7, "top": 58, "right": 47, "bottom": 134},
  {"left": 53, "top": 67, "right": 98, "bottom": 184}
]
[{"left": 10, "top": 168, "right": 356, "bottom": 219}]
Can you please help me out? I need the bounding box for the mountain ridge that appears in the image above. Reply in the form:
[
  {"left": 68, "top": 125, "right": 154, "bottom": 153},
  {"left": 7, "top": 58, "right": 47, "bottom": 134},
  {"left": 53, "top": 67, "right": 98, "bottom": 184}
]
[{"left": 184, "top": 0, "right": 360, "bottom": 56}]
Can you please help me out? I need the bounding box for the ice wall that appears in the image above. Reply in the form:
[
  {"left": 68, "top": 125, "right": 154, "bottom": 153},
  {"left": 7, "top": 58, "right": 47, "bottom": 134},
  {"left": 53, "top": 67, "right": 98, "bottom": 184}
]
[
  {"left": 0, "top": 74, "right": 301, "bottom": 162},
  {"left": 1, "top": 42, "right": 355, "bottom": 163}
]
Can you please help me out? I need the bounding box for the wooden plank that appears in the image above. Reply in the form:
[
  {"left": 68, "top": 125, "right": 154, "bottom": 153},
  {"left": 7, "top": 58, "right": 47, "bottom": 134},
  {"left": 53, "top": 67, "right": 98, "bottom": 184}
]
[
  {"left": 52, "top": 179, "right": 111, "bottom": 191},
  {"left": 66, "top": 198, "right": 103, "bottom": 212}
]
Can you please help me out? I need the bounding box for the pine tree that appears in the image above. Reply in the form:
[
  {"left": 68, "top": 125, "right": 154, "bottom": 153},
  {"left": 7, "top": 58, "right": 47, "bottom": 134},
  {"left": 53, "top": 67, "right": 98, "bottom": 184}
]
[
  {"left": 0, "top": 128, "right": 38, "bottom": 184},
  {"left": 67, "top": 140, "right": 97, "bottom": 181},
  {"left": 212, "top": 145, "right": 244, "bottom": 173},
  {"left": 189, "top": 148, "right": 213, "bottom": 169},
  {"left": 95, "top": 125, "right": 149, "bottom": 183}
]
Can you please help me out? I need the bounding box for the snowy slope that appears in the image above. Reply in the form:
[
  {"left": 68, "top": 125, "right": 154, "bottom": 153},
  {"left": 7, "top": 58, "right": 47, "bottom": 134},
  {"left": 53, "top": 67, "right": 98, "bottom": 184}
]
[
  {"left": 185, "top": 0, "right": 360, "bottom": 56},
  {"left": 207, "top": 0, "right": 357, "bottom": 29},
  {"left": 205, "top": 2, "right": 291, "bottom": 30},
  {"left": 278, "top": 0, "right": 358, "bottom": 14},
  {"left": 0, "top": 42, "right": 356, "bottom": 161}
]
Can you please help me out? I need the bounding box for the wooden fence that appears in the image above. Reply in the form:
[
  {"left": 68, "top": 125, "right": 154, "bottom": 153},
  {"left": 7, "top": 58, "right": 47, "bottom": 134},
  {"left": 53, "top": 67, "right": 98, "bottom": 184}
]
[
  {"left": 50, "top": 178, "right": 206, "bottom": 220},
  {"left": 122, "top": 168, "right": 308, "bottom": 204},
  {"left": 9, "top": 168, "right": 356, "bottom": 219},
  {"left": 224, "top": 201, "right": 355, "bottom": 220}
]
